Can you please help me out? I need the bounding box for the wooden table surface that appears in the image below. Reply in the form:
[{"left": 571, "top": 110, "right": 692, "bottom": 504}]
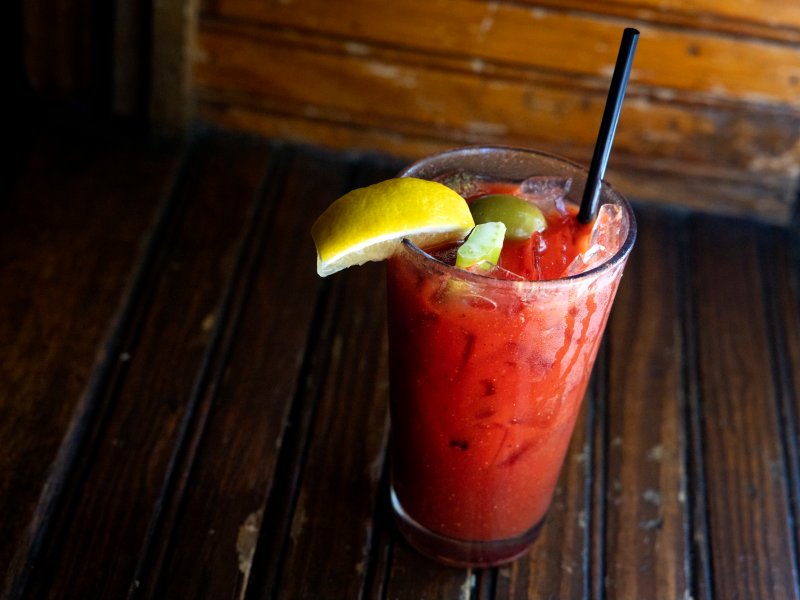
[{"left": 3, "top": 125, "right": 800, "bottom": 600}]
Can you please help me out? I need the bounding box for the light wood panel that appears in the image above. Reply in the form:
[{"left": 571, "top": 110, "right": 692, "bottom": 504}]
[
  {"left": 195, "top": 23, "right": 800, "bottom": 222},
  {"left": 525, "top": 0, "right": 800, "bottom": 43},
  {"left": 191, "top": 1, "right": 800, "bottom": 221},
  {"left": 209, "top": 0, "right": 800, "bottom": 105}
]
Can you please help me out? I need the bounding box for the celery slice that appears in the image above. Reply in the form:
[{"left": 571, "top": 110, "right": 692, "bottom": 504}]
[{"left": 456, "top": 222, "right": 506, "bottom": 269}]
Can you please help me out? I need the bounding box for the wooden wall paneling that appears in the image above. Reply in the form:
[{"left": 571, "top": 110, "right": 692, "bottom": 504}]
[
  {"left": 206, "top": 0, "right": 800, "bottom": 105},
  {"left": 207, "top": 0, "right": 800, "bottom": 45},
  {"left": 197, "top": 100, "right": 447, "bottom": 161},
  {"left": 22, "top": 0, "right": 113, "bottom": 106},
  {"left": 191, "top": 0, "right": 800, "bottom": 221},
  {"left": 21, "top": 0, "right": 800, "bottom": 224},
  {"left": 151, "top": 0, "right": 198, "bottom": 130},
  {"left": 603, "top": 165, "right": 796, "bottom": 224},
  {"left": 23, "top": 0, "right": 85, "bottom": 98},
  {"left": 193, "top": 23, "right": 795, "bottom": 160},
  {"left": 194, "top": 23, "right": 800, "bottom": 222},
  {"left": 22, "top": 0, "right": 182, "bottom": 121},
  {"left": 112, "top": 0, "right": 149, "bottom": 117},
  {"left": 519, "top": 0, "right": 800, "bottom": 43}
]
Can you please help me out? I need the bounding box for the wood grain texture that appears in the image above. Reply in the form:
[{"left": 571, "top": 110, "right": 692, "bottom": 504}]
[
  {"left": 141, "top": 148, "right": 353, "bottom": 600},
  {"left": 194, "top": 22, "right": 800, "bottom": 223},
  {"left": 23, "top": 0, "right": 91, "bottom": 98},
  {"left": 207, "top": 0, "right": 800, "bottom": 105},
  {"left": 6, "top": 129, "right": 800, "bottom": 599},
  {"left": 522, "top": 0, "right": 800, "bottom": 43},
  {"left": 197, "top": 95, "right": 797, "bottom": 225},
  {"left": 265, "top": 160, "right": 398, "bottom": 599},
  {"left": 381, "top": 543, "right": 478, "bottom": 600},
  {"left": 112, "top": 0, "right": 148, "bottom": 117},
  {"left": 603, "top": 210, "right": 689, "bottom": 599},
  {"left": 760, "top": 228, "right": 800, "bottom": 586},
  {"left": 194, "top": 23, "right": 800, "bottom": 163},
  {"left": 690, "top": 216, "right": 799, "bottom": 599},
  {"left": 206, "top": 0, "right": 800, "bottom": 44},
  {"left": 21, "top": 135, "right": 271, "bottom": 600},
  {"left": 151, "top": 0, "right": 197, "bottom": 130},
  {"left": 0, "top": 132, "right": 178, "bottom": 597},
  {"left": 270, "top": 262, "right": 390, "bottom": 599}
]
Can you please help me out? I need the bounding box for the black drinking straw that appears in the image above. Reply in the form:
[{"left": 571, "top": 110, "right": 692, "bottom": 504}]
[{"left": 578, "top": 27, "right": 639, "bottom": 224}]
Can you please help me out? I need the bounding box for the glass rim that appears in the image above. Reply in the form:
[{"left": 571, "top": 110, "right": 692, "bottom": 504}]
[{"left": 397, "top": 145, "right": 637, "bottom": 288}]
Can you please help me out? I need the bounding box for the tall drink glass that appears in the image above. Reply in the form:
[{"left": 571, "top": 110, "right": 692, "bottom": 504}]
[{"left": 386, "top": 147, "right": 635, "bottom": 567}]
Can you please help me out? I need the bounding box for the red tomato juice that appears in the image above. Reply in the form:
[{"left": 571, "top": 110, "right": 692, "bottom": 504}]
[{"left": 386, "top": 186, "right": 626, "bottom": 545}]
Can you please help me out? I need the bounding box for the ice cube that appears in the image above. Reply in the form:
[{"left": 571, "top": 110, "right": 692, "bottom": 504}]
[
  {"left": 465, "top": 261, "right": 527, "bottom": 281},
  {"left": 518, "top": 176, "right": 572, "bottom": 216},
  {"left": 563, "top": 203, "right": 625, "bottom": 276},
  {"left": 563, "top": 246, "right": 612, "bottom": 277},
  {"left": 589, "top": 203, "right": 625, "bottom": 253}
]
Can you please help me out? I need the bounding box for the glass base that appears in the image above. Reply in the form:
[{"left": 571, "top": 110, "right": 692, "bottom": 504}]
[{"left": 390, "top": 487, "right": 544, "bottom": 568}]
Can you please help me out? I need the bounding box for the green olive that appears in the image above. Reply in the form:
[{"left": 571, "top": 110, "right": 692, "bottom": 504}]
[{"left": 469, "top": 194, "right": 546, "bottom": 240}]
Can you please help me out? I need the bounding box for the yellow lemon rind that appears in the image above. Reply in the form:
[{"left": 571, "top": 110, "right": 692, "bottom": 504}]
[
  {"left": 312, "top": 178, "right": 474, "bottom": 276},
  {"left": 316, "top": 226, "right": 473, "bottom": 277}
]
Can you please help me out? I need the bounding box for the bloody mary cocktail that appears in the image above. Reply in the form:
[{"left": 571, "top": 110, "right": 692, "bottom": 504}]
[{"left": 386, "top": 147, "right": 635, "bottom": 567}]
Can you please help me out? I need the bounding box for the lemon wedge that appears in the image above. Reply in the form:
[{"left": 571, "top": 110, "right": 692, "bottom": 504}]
[{"left": 311, "top": 178, "right": 475, "bottom": 276}]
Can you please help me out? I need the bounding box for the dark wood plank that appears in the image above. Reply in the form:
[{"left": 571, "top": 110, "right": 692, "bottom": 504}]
[
  {"left": 590, "top": 345, "right": 609, "bottom": 600},
  {"left": 603, "top": 210, "right": 690, "bottom": 599},
  {"left": 139, "top": 148, "right": 354, "bottom": 600},
  {"left": 382, "top": 544, "right": 477, "bottom": 600},
  {"left": 271, "top": 261, "right": 390, "bottom": 599},
  {"left": 22, "top": 134, "right": 272, "bottom": 600},
  {"left": 679, "top": 216, "right": 714, "bottom": 600},
  {"left": 9, "top": 127, "right": 800, "bottom": 600},
  {"left": 263, "top": 160, "right": 398, "bottom": 599},
  {"left": 0, "top": 132, "right": 178, "bottom": 596},
  {"left": 759, "top": 227, "right": 800, "bottom": 583},
  {"left": 691, "top": 215, "right": 799, "bottom": 599}
]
